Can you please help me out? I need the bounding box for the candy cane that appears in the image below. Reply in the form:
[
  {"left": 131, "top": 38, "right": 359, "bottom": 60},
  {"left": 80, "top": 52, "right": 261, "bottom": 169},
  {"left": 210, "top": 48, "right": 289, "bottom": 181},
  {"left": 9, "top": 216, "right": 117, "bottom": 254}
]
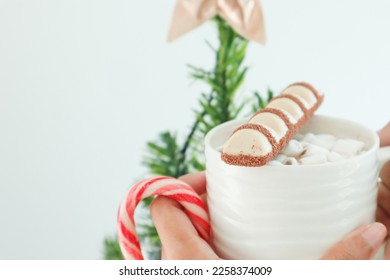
[{"left": 117, "top": 176, "right": 210, "bottom": 260}]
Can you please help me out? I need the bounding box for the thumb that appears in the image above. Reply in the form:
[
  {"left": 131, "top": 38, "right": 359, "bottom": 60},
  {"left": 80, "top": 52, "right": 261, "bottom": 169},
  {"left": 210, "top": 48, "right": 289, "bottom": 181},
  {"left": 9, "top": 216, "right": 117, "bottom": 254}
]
[
  {"left": 321, "top": 223, "right": 387, "bottom": 260},
  {"left": 378, "top": 121, "right": 390, "bottom": 147},
  {"left": 150, "top": 196, "right": 218, "bottom": 260}
]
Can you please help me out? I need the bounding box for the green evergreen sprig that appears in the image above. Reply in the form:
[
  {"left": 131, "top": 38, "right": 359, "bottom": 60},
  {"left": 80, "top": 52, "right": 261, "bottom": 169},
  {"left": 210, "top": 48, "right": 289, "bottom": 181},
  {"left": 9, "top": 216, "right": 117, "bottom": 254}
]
[
  {"left": 190, "top": 17, "right": 249, "bottom": 128},
  {"left": 144, "top": 131, "right": 185, "bottom": 178},
  {"left": 252, "top": 88, "right": 274, "bottom": 112},
  {"left": 102, "top": 236, "right": 123, "bottom": 260}
]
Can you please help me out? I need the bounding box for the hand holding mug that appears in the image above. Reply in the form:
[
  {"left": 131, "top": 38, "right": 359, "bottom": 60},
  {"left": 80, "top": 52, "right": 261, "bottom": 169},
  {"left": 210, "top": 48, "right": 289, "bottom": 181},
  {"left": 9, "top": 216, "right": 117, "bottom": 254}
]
[
  {"left": 151, "top": 172, "right": 389, "bottom": 260},
  {"left": 149, "top": 118, "right": 390, "bottom": 260}
]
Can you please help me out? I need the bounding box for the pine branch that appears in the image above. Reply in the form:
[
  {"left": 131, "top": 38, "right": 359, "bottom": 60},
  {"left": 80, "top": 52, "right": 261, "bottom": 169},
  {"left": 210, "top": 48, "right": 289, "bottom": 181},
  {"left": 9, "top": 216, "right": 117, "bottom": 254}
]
[
  {"left": 252, "top": 88, "right": 275, "bottom": 113},
  {"left": 193, "top": 16, "right": 249, "bottom": 133},
  {"left": 103, "top": 236, "right": 123, "bottom": 260},
  {"left": 177, "top": 91, "right": 214, "bottom": 175},
  {"left": 143, "top": 131, "right": 185, "bottom": 178}
]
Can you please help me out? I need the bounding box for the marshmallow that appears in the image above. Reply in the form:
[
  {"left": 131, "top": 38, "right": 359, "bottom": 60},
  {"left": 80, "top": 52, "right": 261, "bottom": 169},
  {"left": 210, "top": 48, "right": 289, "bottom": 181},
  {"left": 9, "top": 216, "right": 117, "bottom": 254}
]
[
  {"left": 300, "top": 154, "right": 327, "bottom": 165},
  {"left": 282, "top": 139, "right": 304, "bottom": 157},
  {"left": 294, "top": 133, "right": 304, "bottom": 141},
  {"left": 300, "top": 133, "right": 316, "bottom": 144},
  {"left": 276, "top": 154, "right": 288, "bottom": 163},
  {"left": 284, "top": 157, "right": 299, "bottom": 165},
  {"left": 311, "top": 138, "right": 334, "bottom": 150},
  {"left": 268, "top": 160, "right": 284, "bottom": 166},
  {"left": 303, "top": 144, "right": 329, "bottom": 157},
  {"left": 332, "top": 139, "right": 365, "bottom": 157},
  {"left": 265, "top": 132, "right": 367, "bottom": 166},
  {"left": 327, "top": 151, "right": 344, "bottom": 162}
]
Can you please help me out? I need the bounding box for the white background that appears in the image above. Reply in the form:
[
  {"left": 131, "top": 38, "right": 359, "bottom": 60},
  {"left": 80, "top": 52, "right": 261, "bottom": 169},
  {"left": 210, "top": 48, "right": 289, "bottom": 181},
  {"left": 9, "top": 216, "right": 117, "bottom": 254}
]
[{"left": 1, "top": 0, "right": 390, "bottom": 259}]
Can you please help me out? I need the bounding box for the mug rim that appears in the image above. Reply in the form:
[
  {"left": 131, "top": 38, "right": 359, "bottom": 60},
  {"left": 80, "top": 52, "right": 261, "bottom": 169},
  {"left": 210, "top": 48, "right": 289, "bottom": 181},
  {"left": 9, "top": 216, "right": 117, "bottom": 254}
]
[{"left": 204, "top": 114, "right": 380, "bottom": 169}]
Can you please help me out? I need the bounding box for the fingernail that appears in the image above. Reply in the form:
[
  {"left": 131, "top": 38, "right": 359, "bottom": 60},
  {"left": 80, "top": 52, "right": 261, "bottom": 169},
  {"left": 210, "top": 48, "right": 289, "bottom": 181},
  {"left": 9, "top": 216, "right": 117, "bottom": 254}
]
[{"left": 361, "top": 223, "right": 387, "bottom": 248}]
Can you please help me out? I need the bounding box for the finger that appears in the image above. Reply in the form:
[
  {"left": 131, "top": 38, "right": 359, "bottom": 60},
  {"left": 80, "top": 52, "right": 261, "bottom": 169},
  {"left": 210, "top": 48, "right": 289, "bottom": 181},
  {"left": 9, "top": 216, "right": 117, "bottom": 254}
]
[
  {"left": 385, "top": 240, "right": 390, "bottom": 260},
  {"left": 200, "top": 193, "right": 208, "bottom": 210},
  {"left": 380, "top": 161, "right": 390, "bottom": 190},
  {"left": 150, "top": 195, "right": 218, "bottom": 260},
  {"left": 376, "top": 205, "right": 390, "bottom": 237},
  {"left": 178, "top": 172, "right": 206, "bottom": 195},
  {"left": 375, "top": 182, "right": 390, "bottom": 234},
  {"left": 378, "top": 122, "right": 390, "bottom": 147},
  {"left": 161, "top": 245, "right": 167, "bottom": 260},
  {"left": 321, "top": 223, "right": 387, "bottom": 260},
  {"left": 377, "top": 162, "right": 390, "bottom": 235}
]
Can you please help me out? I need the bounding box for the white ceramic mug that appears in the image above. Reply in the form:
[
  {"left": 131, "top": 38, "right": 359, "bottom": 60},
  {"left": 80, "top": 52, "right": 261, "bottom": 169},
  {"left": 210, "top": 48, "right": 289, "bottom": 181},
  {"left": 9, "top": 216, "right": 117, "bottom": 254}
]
[{"left": 205, "top": 115, "right": 390, "bottom": 259}]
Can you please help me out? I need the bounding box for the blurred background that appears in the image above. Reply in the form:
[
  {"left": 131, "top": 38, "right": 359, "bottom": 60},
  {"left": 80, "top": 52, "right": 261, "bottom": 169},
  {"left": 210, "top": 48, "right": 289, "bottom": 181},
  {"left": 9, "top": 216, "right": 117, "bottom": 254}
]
[{"left": 1, "top": 0, "right": 390, "bottom": 259}]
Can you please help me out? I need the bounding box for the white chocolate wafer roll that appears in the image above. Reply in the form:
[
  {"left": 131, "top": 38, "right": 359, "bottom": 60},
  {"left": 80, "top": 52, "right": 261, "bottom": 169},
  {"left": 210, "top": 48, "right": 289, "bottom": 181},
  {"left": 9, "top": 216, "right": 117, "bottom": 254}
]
[{"left": 221, "top": 82, "right": 324, "bottom": 167}]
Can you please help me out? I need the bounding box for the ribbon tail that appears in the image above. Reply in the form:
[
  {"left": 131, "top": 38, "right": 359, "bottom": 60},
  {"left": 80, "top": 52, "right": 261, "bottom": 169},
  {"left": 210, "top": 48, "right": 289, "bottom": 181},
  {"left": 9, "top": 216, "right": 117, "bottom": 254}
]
[
  {"left": 219, "top": 0, "right": 266, "bottom": 44},
  {"left": 167, "top": 1, "right": 212, "bottom": 42},
  {"left": 245, "top": 0, "right": 266, "bottom": 44}
]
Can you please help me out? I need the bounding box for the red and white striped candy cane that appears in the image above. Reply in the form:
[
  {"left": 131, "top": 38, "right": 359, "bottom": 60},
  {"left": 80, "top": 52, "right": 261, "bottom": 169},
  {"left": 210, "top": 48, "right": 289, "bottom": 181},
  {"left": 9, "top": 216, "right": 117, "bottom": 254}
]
[{"left": 117, "top": 176, "right": 210, "bottom": 260}]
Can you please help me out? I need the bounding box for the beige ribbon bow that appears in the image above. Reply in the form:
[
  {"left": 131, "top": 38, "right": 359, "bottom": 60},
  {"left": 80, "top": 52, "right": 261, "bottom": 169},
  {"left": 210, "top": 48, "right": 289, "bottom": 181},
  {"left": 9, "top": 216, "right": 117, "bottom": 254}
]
[{"left": 167, "top": 0, "right": 266, "bottom": 44}]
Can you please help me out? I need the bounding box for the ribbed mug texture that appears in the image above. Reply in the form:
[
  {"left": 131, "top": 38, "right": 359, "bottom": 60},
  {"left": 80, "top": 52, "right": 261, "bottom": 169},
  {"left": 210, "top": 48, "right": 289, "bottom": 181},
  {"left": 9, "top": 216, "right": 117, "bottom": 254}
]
[{"left": 205, "top": 115, "right": 379, "bottom": 259}]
